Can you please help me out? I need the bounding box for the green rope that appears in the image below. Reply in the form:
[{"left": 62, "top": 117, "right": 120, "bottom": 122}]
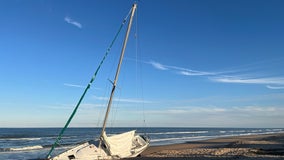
[{"left": 46, "top": 9, "right": 131, "bottom": 159}]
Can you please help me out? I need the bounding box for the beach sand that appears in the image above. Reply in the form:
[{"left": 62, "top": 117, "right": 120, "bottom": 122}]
[{"left": 132, "top": 133, "right": 284, "bottom": 160}]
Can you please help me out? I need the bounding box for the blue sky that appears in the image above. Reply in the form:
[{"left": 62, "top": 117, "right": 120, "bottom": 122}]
[{"left": 0, "top": 0, "right": 284, "bottom": 128}]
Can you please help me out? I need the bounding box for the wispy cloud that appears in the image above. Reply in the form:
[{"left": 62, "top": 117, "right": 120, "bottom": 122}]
[
  {"left": 43, "top": 103, "right": 105, "bottom": 110},
  {"left": 64, "top": 83, "right": 101, "bottom": 90},
  {"left": 232, "top": 106, "right": 277, "bottom": 112},
  {"left": 146, "top": 107, "right": 227, "bottom": 114},
  {"left": 211, "top": 76, "right": 284, "bottom": 85},
  {"left": 147, "top": 60, "right": 284, "bottom": 89},
  {"left": 93, "top": 96, "right": 152, "bottom": 104},
  {"left": 64, "top": 16, "right": 82, "bottom": 29},
  {"left": 144, "top": 105, "right": 282, "bottom": 117},
  {"left": 178, "top": 70, "right": 215, "bottom": 76},
  {"left": 145, "top": 106, "right": 284, "bottom": 127},
  {"left": 149, "top": 60, "right": 216, "bottom": 76},
  {"left": 127, "top": 58, "right": 218, "bottom": 76},
  {"left": 149, "top": 61, "right": 168, "bottom": 70},
  {"left": 266, "top": 85, "right": 284, "bottom": 90},
  {"left": 64, "top": 83, "right": 85, "bottom": 88}
]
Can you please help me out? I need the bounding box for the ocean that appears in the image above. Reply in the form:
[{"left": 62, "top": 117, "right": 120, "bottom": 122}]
[{"left": 0, "top": 127, "right": 283, "bottom": 160}]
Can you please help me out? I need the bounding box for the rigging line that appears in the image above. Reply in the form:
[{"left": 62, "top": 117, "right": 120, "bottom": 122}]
[
  {"left": 134, "top": 6, "right": 139, "bottom": 128},
  {"left": 46, "top": 7, "right": 133, "bottom": 159},
  {"left": 96, "top": 83, "right": 109, "bottom": 127},
  {"left": 110, "top": 87, "right": 121, "bottom": 128},
  {"left": 135, "top": 6, "right": 147, "bottom": 128}
]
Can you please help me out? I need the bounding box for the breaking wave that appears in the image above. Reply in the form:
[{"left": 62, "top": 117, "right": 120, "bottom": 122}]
[
  {"left": 149, "top": 131, "right": 208, "bottom": 135},
  {"left": 1, "top": 137, "right": 41, "bottom": 141},
  {"left": 0, "top": 145, "right": 43, "bottom": 152}
]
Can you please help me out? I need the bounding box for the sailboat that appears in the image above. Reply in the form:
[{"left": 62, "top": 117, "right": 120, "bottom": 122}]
[{"left": 45, "top": 3, "right": 150, "bottom": 160}]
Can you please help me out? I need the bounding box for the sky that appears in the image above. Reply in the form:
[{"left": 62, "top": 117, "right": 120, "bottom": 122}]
[{"left": 0, "top": 0, "right": 284, "bottom": 128}]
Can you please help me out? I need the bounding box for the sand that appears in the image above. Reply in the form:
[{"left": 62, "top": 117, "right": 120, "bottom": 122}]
[{"left": 131, "top": 133, "right": 284, "bottom": 160}]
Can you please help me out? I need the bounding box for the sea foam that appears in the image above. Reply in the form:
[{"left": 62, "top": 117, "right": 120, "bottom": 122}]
[{"left": 9, "top": 145, "right": 43, "bottom": 151}]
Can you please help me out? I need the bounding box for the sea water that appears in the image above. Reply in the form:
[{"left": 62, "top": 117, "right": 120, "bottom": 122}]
[{"left": 0, "top": 127, "right": 283, "bottom": 160}]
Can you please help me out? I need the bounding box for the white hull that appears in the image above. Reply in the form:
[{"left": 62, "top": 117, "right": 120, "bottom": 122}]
[{"left": 50, "top": 131, "right": 149, "bottom": 160}]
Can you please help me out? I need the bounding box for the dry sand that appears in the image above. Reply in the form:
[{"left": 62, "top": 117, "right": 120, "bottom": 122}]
[{"left": 131, "top": 133, "right": 284, "bottom": 160}]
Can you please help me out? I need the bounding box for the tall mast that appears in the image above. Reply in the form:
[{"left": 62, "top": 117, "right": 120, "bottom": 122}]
[{"left": 100, "top": 3, "right": 137, "bottom": 141}]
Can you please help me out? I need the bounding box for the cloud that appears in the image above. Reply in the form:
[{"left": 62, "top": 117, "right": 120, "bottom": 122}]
[
  {"left": 266, "top": 85, "right": 284, "bottom": 90},
  {"left": 149, "top": 61, "right": 168, "bottom": 70},
  {"left": 64, "top": 83, "right": 85, "bottom": 88},
  {"left": 93, "top": 96, "right": 152, "bottom": 104},
  {"left": 178, "top": 70, "right": 215, "bottom": 76},
  {"left": 211, "top": 76, "right": 284, "bottom": 85},
  {"left": 233, "top": 106, "right": 277, "bottom": 112},
  {"left": 145, "top": 106, "right": 228, "bottom": 115},
  {"left": 43, "top": 103, "right": 105, "bottom": 110},
  {"left": 64, "top": 16, "right": 82, "bottom": 28},
  {"left": 149, "top": 60, "right": 216, "bottom": 76},
  {"left": 64, "top": 83, "right": 101, "bottom": 90},
  {"left": 147, "top": 60, "right": 284, "bottom": 89},
  {"left": 142, "top": 105, "right": 284, "bottom": 127}
]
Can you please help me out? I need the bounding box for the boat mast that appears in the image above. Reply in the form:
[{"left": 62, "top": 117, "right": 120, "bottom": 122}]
[{"left": 99, "top": 3, "right": 137, "bottom": 142}]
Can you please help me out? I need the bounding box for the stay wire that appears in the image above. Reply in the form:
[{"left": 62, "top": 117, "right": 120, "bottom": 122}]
[{"left": 136, "top": 7, "right": 147, "bottom": 131}]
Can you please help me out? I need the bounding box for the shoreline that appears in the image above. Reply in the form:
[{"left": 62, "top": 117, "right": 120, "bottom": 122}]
[{"left": 133, "top": 133, "right": 284, "bottom": 159}]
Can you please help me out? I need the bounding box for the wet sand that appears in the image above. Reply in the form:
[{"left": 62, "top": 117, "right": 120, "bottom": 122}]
[{"left": 132, "top": 133, "right": 284, "bottom": 160}]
